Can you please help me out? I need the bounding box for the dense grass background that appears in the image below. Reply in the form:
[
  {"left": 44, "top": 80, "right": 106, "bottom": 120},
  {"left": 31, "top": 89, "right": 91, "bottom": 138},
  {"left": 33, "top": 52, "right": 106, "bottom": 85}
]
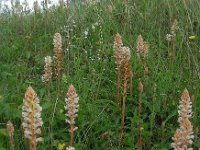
[{"left": 0, "top": 0, "right": 200, "bottom": 149}]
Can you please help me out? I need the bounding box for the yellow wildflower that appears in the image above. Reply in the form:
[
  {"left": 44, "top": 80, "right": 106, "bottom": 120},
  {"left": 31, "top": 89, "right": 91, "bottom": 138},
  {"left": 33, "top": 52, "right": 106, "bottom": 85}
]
[
  {"left": 72, "top": 35, "right": 76, "bottom": 40},
  {"left": 58, "top": 143, "right": 65, "bottom": 150},
  {"left": 25, "top": 35, "right": 32, "bottom": 40},
  {"left": 189, "top": 35, "right": 196, "bottom": 40}
]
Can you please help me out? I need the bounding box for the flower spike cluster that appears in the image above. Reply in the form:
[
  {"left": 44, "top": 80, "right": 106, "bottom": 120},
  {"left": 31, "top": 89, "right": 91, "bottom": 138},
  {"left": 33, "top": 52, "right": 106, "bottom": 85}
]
[
  {"left": 171, "top": 88, "right": 194, "bottom": 150},
  {"left": 22, "top": 86, "right": 43, "bottom": 150}
]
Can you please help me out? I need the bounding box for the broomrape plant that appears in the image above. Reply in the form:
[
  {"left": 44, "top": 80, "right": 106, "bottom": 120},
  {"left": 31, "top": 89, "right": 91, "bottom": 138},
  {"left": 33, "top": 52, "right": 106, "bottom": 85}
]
[
  {"left": 22, "top": 86, "right": 43, "bottom": 150},
  {"left": 7, "top": 120, "right": 14, "bottom": 150},
  {"left": 171, "top": 89, "right": 194, "bottom": 150},
  {"left": 42, "top": 56, "right": 52, "bottom": 99},
  {"left": 65, "top": 84, "right": 79, "bottom": 149},
  {"left": 53, "top": 33, "right": 63, "bottom": 97}
]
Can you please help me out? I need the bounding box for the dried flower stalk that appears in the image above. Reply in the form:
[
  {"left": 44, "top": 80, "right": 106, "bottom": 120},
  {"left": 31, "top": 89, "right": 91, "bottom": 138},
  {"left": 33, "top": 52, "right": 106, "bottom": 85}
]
[
  {"left": 65, "top": 84, "right": 79, "bottom": 146},
  {"left": 22, "top": 86, "right": 43, "bottom": 150},
  {"left": 114, "top": 33, "right": 123, "bottom": 105},
  {"left": 42, "top": 56, "right": 52, "bottom": 99},
  {"left": 53, "top": 33, "right": 63, "bottom": 97},
  {"left": 120, "top": 46, "right": 132, "bottom": 140},
  {"left": 7, "top": 121, "right": 14, "bottom": 150},
  {"left": 171, "top": 89, "right": 194, "bottom": 149}
]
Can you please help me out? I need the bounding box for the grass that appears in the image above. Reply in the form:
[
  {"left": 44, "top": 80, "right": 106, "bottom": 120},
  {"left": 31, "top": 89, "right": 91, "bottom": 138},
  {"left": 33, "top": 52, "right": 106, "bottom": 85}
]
[{"left": 0, "top": 0, "right": 200, "bottom": 149}]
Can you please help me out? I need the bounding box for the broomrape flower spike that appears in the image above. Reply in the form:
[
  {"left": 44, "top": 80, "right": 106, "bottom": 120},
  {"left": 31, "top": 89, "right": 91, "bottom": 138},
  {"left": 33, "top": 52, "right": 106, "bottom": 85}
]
[
  {"left": 136, "top": 34, "right": 144, "bottom": 59},
  {"left": 42, "top": 56, "right": 52, "bottom": 83},
  {"left": 22, "top": 86, "right": 43, "bottom": 150},
  {"left": 42, "top": 56, "right": 52, "bottom": 99},
  {"left": 171, "top": 88, "right": 194, "bottom": 150},
  {"left": 65, "top": 84, "right": 79, "bottom": 147},
  {"left": 114, "top": 33, "right": 123, "bottom": 104},
  {"left": 53, "top": 33, "right": 63, "bottom": 97},
  {"left": 120, "top": 46, "right": 132, "bottom": 140},
  {"left": 7, "top": 120, "right": 14, "bottom": 150}
]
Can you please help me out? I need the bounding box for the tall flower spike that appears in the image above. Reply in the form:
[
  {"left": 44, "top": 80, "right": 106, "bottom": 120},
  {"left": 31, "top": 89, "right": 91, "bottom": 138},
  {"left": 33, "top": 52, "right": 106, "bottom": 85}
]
[
  {"left": 42, "top": 56, "right": 52, "bottom": 99},
  {"left": 42, "top": 56, "right": 52, "bottom": 83},
  {"left": 136, "top": 35, "right": 144, "bottom": 59},
  {"left": 143, "top": 43, "right": 149, "bottom": 58},
  {"left": 171, "top": 89, "right": 194, "bottom": 150},
  {"left": 114, "top": 33, "right": 124, "bottom": 104},
  {"left": 53, "top": 33, "right": 62, "bottom": 97},
  {"left": 7, "top": 121, "right": 14, "bottom": 150},
  {"left": 120, "top": 47, "right": 132, "bottom": 140},
  {"left": 22, "top": 86, "right": 43, "bottom": 150},
  {"left": 65, "top": 84, "right": 79, "bottom": 147}
]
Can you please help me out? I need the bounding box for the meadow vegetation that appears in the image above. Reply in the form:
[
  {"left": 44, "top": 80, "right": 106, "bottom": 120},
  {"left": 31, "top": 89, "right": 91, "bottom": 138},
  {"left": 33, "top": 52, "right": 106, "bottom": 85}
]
[{"left": 0, "top": 0, "right": 200, "bottom": 149}]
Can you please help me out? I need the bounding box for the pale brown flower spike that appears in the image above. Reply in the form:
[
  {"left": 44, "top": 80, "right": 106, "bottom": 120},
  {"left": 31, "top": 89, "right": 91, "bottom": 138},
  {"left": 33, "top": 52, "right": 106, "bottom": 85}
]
[
  {"left": 53, "top": 33, "right": 63, "bottom": 97},
  {"left": 136, "top": 35, "right": 149, "bottom": 77},
  {"left": 136, "top": 34, "right": 144, "bottom": 60},
  {"left": 7, "top": 120, "right": 14, "bottom": 150},
  {"left": 120, "top": 46, "right": 132, "bottom": 140},
  {"left": 114, "top": 33, "right": 123, "bottom": 105},
  {"left": 65, "top": 84, "right": 79, "bottom": 147},
  {"left": 22, "top": 86, "right": 43, "bottom": 150},
  {"left": 42, "top": 56, "right": 52, "bottom": 99},
  {"left": 171, "top": 88, "right": 194, "bottom": 149}
]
